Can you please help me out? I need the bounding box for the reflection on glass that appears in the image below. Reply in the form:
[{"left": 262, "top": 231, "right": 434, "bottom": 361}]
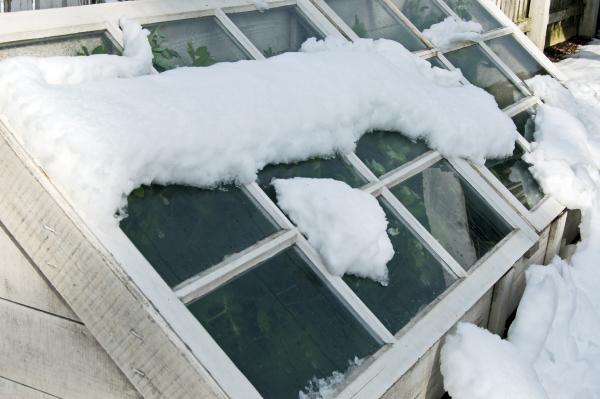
[
  {"left": 512, "top": 106, "right": 537, "bottom": 142},
  {"left": 344, "top": 199, "right": 455, "bottom": 332},
  {"left": 445, "top": 44, "right": 524, "bottom": 108},
  {"left": 486, "top": 147, "right": 543, "bottom": 210},
  {"left": 390, "top": 160, "right": 512, "bottom": 269},
  {"left": 487, "top": 35, "right": 548, "bottom": 81},
  {"left": 428, "top": 56, "right": 447, "bottom": 69},
  {"left": 397, "top": 0, "right": 448, "bottom": 31},
  {"left": 356, "top": 130, "right": 430, "bottom": 176},
  {"left": 0, "top": 31, "right": 120, "bottom": 60},
  {"left": 442, "top": 0, "right": 501, "bottom": 31},
  {"left": 144, "top": 17, "right": 249, "bottom": 71},
  {"left": 257, "top": 156, "right": 367, "bottom": 201},
  {"left": 188, "top": 246, "right": 380, "bottom": 399},
  {"left": 120, "top": 184, "right": 278, "bottom": 287},
  {"left": 229, "top": 6, "right": 322, "bottom": 57},
  {"left": 325, "top": 0, "right": 426, "bottom": 51}
]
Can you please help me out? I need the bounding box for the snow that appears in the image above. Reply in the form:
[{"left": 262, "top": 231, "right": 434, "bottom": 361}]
[
  {"left": 440, "top": 323, "right": 547, "bottom": 399},
  {"left": 250, "top": 0, "right": 269, "bottom": 11},
  {"left": 273, "top": 178, "right": 393, "bottom": 284},
  {"left": 0, "top": 20, "right": 516, "bottom": 235},
  {"left": 422, "top": 17, "right": 482, "bottom": 50},
  {"left": 441, "top": 40, "right": 600, "bottom": 399},
  {"left": 298, "top": 357, "right": 363, "bottom": 399}
]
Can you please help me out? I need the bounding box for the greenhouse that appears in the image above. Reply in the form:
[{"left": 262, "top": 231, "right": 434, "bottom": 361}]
[{"left": 0, "top": 0, "right": 579, "bottom": 398}]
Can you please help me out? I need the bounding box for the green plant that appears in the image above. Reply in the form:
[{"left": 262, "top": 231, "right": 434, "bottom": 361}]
[
  {"left": 76, "top": 44, "right": 108, "bottom": 56},
  {"left": 263, "top": 46, "right": 275, "bottom": 58},
  {"left": 148, "top": 27, "right": 180, "bottom": 71},
  {"left": 352, "top": 15, "right": 368, "bottom": 37},
  {"left": 186, "top": 42, "right": 217, "bottom": 67}
]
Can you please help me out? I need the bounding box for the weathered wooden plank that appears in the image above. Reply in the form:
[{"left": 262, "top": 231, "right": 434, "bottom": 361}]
[
  {"left": 529, "top": 0, "right": 552, "bottom": 49},
  {"left": 0, "top": 224, "right": 78, "bottom": 321},
  {"left": 0, "top": 128, "right": 226, "bottom": 399},
  {"left": 548, "top": 4, "right": 581, "bottom": 24},
  {"left": 0, "top": 298, "right": 140, "bottom": 399},
  {"left": 0, "top": 376, "right": 60, "bottom": 399}
]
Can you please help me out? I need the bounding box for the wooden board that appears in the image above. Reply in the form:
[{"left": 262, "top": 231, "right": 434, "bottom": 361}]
[
  {"left": 0, "top": 298, "right": 141, "bottom": 399},
  {"left": 0, "top": 376, "right": 59, "bottom": 399},
  {"left": 0, "top": 225, "right": 77, "bottom": 321}
]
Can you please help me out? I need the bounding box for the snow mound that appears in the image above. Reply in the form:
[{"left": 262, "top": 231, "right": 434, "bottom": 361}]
[
  {"left": 0, "top": 20, "right": 517, "bottom": 230},
  {"left": 422, "top": 17, "right": 482, "bottom": 50},
  {"left": 298, "top": 357, "right": 363, "bottom": 399},
  {"left": 273, "top": 178, "right": 393, "bottom": 285},
  {"left": 440, "top": 323, "right": 547, "bottom": 399}
]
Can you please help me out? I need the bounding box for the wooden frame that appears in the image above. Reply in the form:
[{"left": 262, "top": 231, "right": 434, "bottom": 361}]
[{"left": 0, "top": 0, "right": 557, "bottom": 398}]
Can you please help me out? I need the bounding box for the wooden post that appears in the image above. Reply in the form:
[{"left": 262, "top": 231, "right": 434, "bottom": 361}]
[
  {"left": 528, "top": 0, "right": 552, "bottom": 49},
  {"left": 580, "top": 0, "right": 600, "bottom": 37}
]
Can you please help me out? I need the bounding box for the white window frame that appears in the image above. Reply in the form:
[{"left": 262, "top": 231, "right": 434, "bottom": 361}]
[{"left": 0, "top": 1, "right": 547, "bottom": 398}]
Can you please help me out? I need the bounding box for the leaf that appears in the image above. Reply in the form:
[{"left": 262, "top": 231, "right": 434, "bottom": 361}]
[
  {"left": 132, "top": 187, "right": 145, "bottom": 198},
  {"left": 187, "top": 42, "right": 217, "bottom": 67},
  {"left": 76, "top": 45, "right": 90, "bottom": 56},
  {"left": 91, "top": 45, "right": 108, "bottom": 55}
]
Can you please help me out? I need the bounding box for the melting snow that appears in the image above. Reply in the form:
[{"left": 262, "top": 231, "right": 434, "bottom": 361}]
[
  {"left": 422, "top": 17, "right": 482, "bottom": 50},
  {"left": 274, "top": 178, "right": 393, "bottom": 284}
]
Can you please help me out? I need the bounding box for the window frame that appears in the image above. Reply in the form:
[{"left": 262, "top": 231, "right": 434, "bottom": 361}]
[{"left": 0, "top": 1, "right": 554, "bottom": 398}]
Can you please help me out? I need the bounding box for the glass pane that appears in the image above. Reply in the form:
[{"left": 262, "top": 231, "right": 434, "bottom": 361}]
[
  {"left": 0, "top": 31, "right": 120, "bottom": 60},
  {"left": 344, "top": 199, "right": 455, "bottom": 332},
  {"left": 444, "top": 44, "right": 524, "bottom": 109},
  {"left": 390, "top": 160, "right": 512, "bottom": 269},
  {"left": 188, "top": 246, "right": 381, "bottom": 399},
  {"left": 229, "top": 6, "right": 322, "bottom": 57},
  {"left": 120, "top": 184, "right": 278, "bottom": 287},
  {"left": 428, "top": 56, "right": 447, "bottom": 69},
  {"left": 486, "top": 147, "right": 543, "bottom": 210},
  {"left": 2, "top": 0, "right": 31, "bottom": 12},
  {"left": 512, "top": 106, "right": 537, "bottom": 142},
  {"left": 144, "top": 17, "right": 249, "bottom": 71},
  {"left": 487, "top": 35, "right": 548, "bottom": 81},
  {"left": 442, "top": 0, "right": 502, "bottom": 31},
  {"left": 325, "top": 0, "right": 427, "bottom": 51},
  {"left": 356, "top": 130, "right": 430, "bottom": 176},
  {"left": 257, "top": 156, "right": 367, "bottom": 202},
  {"left": 397, "top": 0, "right": 448, "bottom": 31}
]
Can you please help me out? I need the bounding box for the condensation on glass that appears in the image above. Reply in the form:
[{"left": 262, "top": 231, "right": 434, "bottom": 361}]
[
  {"left": 390, "top": 159, "right": 512, "bottom": 269},
  {"left": 444, "top": 44, "right": 524, "bottom": 109},
  {"left": 325, "top": 0, "right": 427, "bottom": 51},
  {"left": 344, "top": 198, "right": 456, "bottom": 332},
  {"left": 486, "top": 147, "right": 543, "bottom": 210},
  {"left": 120, "top": 184, "right": 279, "bottom": 287},
  {"left": 0, "top": 31, "right": 120, "bottom": 60},
  {"left": 440, "top": 0, "right": 502, "bottom": 31},
  {"left": 356, "top": 130, "right": 430, "bottom": 176},
  {"left": 188, "top": 246, "right": 381, "bottom": 399},
  {"left": 397, "top": 0, "right": 448, "bottom": 31},
  {"left": 487, "top": 35, "right": 548, "bottom": 82},
  {"left": 228, "top": 6, "right": 323, "bottom": 57},
  {"left": 144, "top": 16, "right": 250, "bottom": 71}
]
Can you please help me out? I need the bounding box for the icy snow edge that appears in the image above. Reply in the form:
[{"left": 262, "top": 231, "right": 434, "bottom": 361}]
[
  {"left": 0, "top": 19, "right": 517, "bottom": 231},
  {"left": 423, "top": 17, "right": 482, "bottom": 50}
]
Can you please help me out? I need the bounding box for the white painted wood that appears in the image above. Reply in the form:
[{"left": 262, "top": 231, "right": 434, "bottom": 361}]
[
  {"left": 0, "top": 298, "right": 141, "bottom": 399},
  {"left": 0, "top": 224, "right": 78, "bottom": 321},
  {"left": 528, "top": 0, "right": 551, "bottom": 48},
  {"left": 0, "top": 376, "right": 60, "bottom": 399},
  {"left": 580, "top": 0, "right": 600, "bottom": 37}
]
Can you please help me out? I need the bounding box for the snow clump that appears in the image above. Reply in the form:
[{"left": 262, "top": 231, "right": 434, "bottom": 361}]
[{"left": 423, "top": 17, "right": 482, "bottom": 50}]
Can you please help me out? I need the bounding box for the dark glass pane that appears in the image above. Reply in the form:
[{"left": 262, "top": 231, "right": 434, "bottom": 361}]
[
  {"left": 442, "top": 0, "right": 502, "bottom": 31},
  {"left": 445, "top": 44, "right": 524, "bottom": 109},
  {"left": 0, "top": 31, "right": 120, "bottom": 60},
  {"left": 229, "top": 6, "right": 322, "bottom": 57},
  {"left": 398, "top": 0, "right": 448, "bottom": 31},
  {"left": 325, "top": 0, "right": 427, "bottom": 51},
  {"left": 356, "top": 131, "right": 430, "bottom": 176},
  {"left": 428, "top": 56, "right": 447, "bottom": 69},
  {"left": 344, "top": 199, "right": 455, "bottom": 332},
  {"left": 120, "top": 184, "right": 278, "bottom": 287},
  {"left": 189, "top": 247, "right": 380, "bottom": 399},
  {"left": 144, "top": 17, "right": 249, "bottom": 71},
  {"left": 512, "top": 106, "right": 537, "bottom": 142},
  {"left": 487, "top": 35, "right": 548, "bottom": 81},
  {"left": 486, "top": 147, "right": 543, "bottom": 210},
  {"left": 390, "top": 160, "right": 512, "bottom": 269},
  {"left": 257, "top": 156, "right": 367, "bottom": 202}
]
